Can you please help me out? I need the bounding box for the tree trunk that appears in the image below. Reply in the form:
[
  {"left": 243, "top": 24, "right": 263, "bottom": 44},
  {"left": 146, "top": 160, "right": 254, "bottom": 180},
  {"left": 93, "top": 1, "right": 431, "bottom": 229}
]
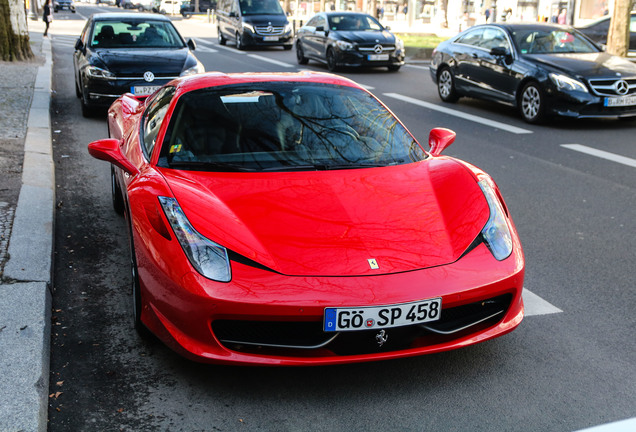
[
  {"left": 0, "top": 0, "right": 33, "bottom": 61},
  {"left": 606, "top": 0, "right": 631, "bottom": 57}
]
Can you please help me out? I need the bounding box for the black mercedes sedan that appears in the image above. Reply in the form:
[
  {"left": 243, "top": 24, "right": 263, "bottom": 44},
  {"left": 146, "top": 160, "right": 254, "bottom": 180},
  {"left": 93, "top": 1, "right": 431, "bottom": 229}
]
[
  {"left": 430, "top": 23, "right": 636, "bottom": 123},
  {"left": 73, "top": 13, "right": 204, "bottom": 116},
  {"left": 295, "top": 12, "right": 405, "bottom": 72}
]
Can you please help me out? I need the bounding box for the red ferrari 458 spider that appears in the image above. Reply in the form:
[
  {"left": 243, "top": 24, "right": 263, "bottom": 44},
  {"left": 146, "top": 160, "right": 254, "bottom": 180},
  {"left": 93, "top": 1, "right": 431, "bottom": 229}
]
[{"left": 88, "top": 71, "right": 525, "bottom": 365}]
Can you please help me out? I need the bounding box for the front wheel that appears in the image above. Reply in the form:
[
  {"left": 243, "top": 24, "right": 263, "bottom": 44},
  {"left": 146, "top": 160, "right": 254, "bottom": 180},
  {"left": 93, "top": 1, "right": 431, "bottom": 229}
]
[
  {"left": 236, "top": 32, "right": 245, "bottom": 50},
  {"left": 128, "top": 224, "right": 150, "bottom": 338},
  {"left": 111, "top": 166, "right": 124, "bottom": 215},
  {"left": 519, "top": 82, "right": 545, "bottom": 124},
  {"left": 437, "top": 67, "right": 459, "bottom": 103},
  {"left": 296, "top": 43, "right": 308, "bottom": 65},
  {"left": 326, "top": 49, "right": 338, "bottom": 72}
]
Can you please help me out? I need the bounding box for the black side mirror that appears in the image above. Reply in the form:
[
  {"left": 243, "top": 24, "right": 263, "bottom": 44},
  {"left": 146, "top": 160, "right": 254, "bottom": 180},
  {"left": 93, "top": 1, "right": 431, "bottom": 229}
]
[
  {"left": 490, "top": 46, "right": 510, "bottom": 57},
  {"left": 74, "top": 38, "right": 84, "bottom": 51},
  {"left": 229, "top": 11, "right": 237, "bottom": 17},
  {"left": 187, "top": 38, "right": 196, "bottom": 50}
]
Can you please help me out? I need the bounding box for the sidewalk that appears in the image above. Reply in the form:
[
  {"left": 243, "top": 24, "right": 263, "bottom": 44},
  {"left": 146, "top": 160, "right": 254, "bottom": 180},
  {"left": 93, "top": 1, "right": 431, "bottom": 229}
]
[{"left": 0, "top": 32, "right": 54, "bottom": 432}]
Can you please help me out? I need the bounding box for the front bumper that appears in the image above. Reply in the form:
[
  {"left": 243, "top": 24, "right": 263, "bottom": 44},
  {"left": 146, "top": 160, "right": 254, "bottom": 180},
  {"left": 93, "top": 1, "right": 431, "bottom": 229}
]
[
  {"left": 334, "top": 48, "right": 405, "bottom": 69},
  {"left": 138, "top": 238, "right": 525, "bottom": 366},
  {"left": 82, "top": 76, "right": 177, "bottom": 108},
  {"left": 242, "top": 30, "right": 294, "bottom": 48},
  {"left": 544, "top": 84, "right": 636, "bottom": 119}
]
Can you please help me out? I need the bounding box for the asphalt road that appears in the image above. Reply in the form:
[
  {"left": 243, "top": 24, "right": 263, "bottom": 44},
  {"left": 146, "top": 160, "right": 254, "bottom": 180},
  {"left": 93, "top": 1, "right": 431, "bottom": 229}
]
[{"left": 47, "top": 5, "right": 635, "bottom": 431}]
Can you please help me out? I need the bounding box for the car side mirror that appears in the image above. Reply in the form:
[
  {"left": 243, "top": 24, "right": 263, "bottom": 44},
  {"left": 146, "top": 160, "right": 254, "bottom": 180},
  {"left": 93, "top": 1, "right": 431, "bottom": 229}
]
[
  {"left": 384, "top": 25, "right": 391, "bottom": 31},
  {"left": 88, "top": 139, "right": 139, "bottom": 176},
  {"left": 428, "top": 127, "right": 456, "bottom": 156},
  {"left": 187, "top": 38, "right": 196, "bottom": 50},
  {"left": 315, "top": 25, "right": 327, "bottom": 35},
  {"left": 74, "top": 38, "right": 84, "bottom": 51},
  {"left": 229, "top": 11, "right": 237, "bottom": 17},
  {"left": 490, "top": 46, "right": 511, "bottom": 57}
]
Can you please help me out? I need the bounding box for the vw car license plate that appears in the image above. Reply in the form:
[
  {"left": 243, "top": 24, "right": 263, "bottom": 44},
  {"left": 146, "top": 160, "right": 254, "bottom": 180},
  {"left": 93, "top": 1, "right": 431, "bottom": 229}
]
[
  {"left": 368, "top": 54, "right": 389, "bottom": 61},
  {"left": 324, "top": 298, "right": 441, "bottom": 332},
  {"left": 605, "top": 95, "right": 636, "bottom": 107},
  {"left": 132, "top": 85, "right": 160, "bottom": 96}
]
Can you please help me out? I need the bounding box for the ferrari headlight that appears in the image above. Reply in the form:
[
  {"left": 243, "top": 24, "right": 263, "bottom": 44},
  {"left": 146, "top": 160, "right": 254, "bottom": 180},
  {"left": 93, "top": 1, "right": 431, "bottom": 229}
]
[
  {"left": 180, "top": 59, "right": 205, "bottom": 76},
  {"left": 85, "top": 65, "right": 115, "bottom": 80},
  {"left": 549, "top": 72, "right": 588, "bottom": 93},
  {"left": 158, "top": 197, "right": 231, "bottom": 282},
  {"left": 478, "top": 180, "right": 513, "bottom": 261},
  {"left": 336, "top": 40, "right": 354, "bottom": 51}
]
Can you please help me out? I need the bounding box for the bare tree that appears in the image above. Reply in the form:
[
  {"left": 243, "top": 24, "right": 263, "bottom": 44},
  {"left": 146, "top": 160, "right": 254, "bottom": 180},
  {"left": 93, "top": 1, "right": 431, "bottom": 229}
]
[
  {"left": 0, "top": 0, "right": 33, "bottom": 61},
  {"left": 606, "top": 0, "right": 633, "bottom": 56}
]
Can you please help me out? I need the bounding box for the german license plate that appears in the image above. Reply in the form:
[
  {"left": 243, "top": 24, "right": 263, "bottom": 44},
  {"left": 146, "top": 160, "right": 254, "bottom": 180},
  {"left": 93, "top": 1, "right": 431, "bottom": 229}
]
[
  {"left": 263, "top": 36, "right": 279, "bottom": 42},
  {"left": 323, "top": 298, "right": 441, "bottom": 332},
  {"left": 605, "top": 95, "right": 636, "bottom": 107},
  {"left": 132, "top": 85, "right": 160, "bottom": 96},
  {"left": 368, "top": 54, "right": 389, "bottom": 61}
]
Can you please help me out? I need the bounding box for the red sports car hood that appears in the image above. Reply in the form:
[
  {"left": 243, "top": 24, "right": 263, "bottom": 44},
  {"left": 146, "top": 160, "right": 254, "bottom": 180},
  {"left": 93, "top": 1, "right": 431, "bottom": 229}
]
[{"left": 160, "top": 159, "right": 489, "bottom": 276}]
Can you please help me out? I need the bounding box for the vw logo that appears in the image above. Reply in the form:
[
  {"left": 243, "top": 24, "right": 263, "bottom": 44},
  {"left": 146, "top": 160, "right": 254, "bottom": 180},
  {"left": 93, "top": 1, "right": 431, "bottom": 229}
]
[
  {"left": 614, "top": 79, "right": 629, "bottom": 95},
  {"left": 143, "top": 71, "right": 155, "bottom": 83},
  {"left": 373, "top": 44, "right": 383, "bottom": 54}
]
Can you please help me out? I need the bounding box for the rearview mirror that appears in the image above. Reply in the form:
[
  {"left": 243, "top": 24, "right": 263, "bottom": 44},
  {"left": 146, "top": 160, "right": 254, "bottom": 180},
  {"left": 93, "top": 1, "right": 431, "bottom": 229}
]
[
  {"left": 428, "top": 128, "right": 456, "bottom": 156},
  {"left": 88, "top": 139, "right": 139, "bottom": 176}
]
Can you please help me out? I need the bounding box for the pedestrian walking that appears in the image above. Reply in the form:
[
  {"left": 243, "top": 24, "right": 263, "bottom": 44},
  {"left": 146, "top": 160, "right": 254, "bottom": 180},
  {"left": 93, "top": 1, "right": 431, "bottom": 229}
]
[{"left": 43, "top": 0, "right": 52, "bottom": 37}]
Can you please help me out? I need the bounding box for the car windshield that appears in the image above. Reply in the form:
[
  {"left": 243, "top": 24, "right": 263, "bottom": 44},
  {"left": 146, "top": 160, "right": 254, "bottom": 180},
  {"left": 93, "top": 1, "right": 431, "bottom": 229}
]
[
  {"left": 329, "top": 14, "right": 383, "bottom": 31},
  {"left": 511, "top": 29, "right": 600, "bottom": 54},
  {"left": 158, "top": 83, "right": 426, "bottom": 172},
  {"left": 90, "top": 20, "right": 185, "bottom": 49},
  {"left": 239, "top": 0, "right": 284, "bottom": 15}
]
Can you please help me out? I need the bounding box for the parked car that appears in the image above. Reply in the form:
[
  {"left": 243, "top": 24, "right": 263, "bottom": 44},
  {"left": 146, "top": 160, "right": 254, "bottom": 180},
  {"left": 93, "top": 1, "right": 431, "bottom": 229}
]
[
  {"left": 215, "top": 0, "right": 293, "bottom": 50},
  {"left": 576, "top": 12, "right": 636, "bottom": 55},
  {"left": 73, "top": 13, "right": 204, "bottom": 116},
  {"left": 53, "top": 0, "right": 76, "bottom": 12},
  {"left": 430, "top": 23, "right": 636, "bottom": 123},
  {"left": 181, "top": 0, "right": 216, "bottom": 17},
  {"left": 86, "top": 71, "right": 525, "bottom": 365},
  {"left": 295, "top": 11, "right": 404, "bottom": 72}
]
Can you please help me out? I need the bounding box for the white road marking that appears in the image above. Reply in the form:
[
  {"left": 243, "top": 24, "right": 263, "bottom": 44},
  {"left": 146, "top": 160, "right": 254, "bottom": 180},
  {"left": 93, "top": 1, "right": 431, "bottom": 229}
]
[
  {"left": 405, "top": 64, "right": 431, "bottom": 70},
  {"left": 383, "top": 93, "right": 534, "bottom": 135},
  {"left": 561, "top": 144, "right": 636, "bottom": 168},
  {"left": 195, "top": 46, "right": 219, "bottom": 53},
  {"left": 247, "top": 54, "right": 294, "bottom": 68},
  {"left": 523, "top": 288, "right": 563, "bottom": 317},
  {"left": 574, "top": 417, "right": 636, "bottom": 432},
  {"left": 358, "top": 84, "right": 375, "bottom": 90},
  {"left": 215, "top": 44, "right": 247, "bottom": 54}
]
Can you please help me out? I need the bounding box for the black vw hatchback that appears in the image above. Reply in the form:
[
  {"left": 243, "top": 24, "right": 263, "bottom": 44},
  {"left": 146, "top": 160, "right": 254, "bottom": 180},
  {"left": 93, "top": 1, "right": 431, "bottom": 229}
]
[
  {"left": 295, "top": 12, "right": 405, "bottom": 72},
  {"left": 73, "top": 13, "right": 204, "bottom": 116},
  {"left": 430, "top": 23, "right": 636, "bottom": 123}
]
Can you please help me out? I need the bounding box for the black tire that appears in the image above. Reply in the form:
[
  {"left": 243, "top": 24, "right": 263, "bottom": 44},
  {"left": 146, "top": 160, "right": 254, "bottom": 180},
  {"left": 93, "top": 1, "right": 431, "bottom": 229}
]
[
  {"left": 519, "top": 82, "right": 545, "bottom": 124},
  {"left": 74, "top": 76, "right": 81, "bottom": 98},
  {"left": 80, "top": 91, "right": 95, "bottom": 118},
  {"left": 236, "top": 32, "right": 245, "bottom": 50},
  {"left": 218, "top": 27, "right": 226, "bottom": 45},
  {"left": 387, "top": 65, "right": 401, "bottom": 72},
  {"left": 296, "top": 43, "right": 308, "bottom": 65},
  {"left": 437, "top": 67, "right": 459, "bottom": 103},
  {"left": 128, "top": 226, "right": 148, "bottom": 337},
  {"left": 326, "top": 48, "right": 338, "bottom": 72},
  {"left": 111, "top": 166, "right": 124, "bottom": 215}
]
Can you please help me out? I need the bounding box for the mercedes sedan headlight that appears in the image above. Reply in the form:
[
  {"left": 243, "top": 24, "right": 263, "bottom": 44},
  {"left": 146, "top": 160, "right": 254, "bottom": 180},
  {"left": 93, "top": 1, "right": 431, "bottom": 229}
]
[
  {"left": 158, "top": 196, "right": 231, "bottom": 282},
  {"left": 478, "top": 180, "right": 513, "bottom": 261},
  {"left": 336, "top": 40, "right": 354, "bottom": 51},
  {"left": 549, "top": 72, "right": 588, "bottom": 93},
  {"left": 85, "top": 65, "right": 115, "bottom": 80}
]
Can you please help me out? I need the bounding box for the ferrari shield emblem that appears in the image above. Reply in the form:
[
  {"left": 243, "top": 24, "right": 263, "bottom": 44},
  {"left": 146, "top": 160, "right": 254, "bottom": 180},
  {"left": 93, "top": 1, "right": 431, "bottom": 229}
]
[{"left": 367, "top": 258, "right": 379, "bottom": 269}]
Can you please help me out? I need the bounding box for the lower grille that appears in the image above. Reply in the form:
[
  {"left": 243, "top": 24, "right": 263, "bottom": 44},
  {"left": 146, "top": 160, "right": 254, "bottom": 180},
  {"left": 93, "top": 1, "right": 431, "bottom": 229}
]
[{"left": 211, "top": 295, "right": 512, "bottom": 357}]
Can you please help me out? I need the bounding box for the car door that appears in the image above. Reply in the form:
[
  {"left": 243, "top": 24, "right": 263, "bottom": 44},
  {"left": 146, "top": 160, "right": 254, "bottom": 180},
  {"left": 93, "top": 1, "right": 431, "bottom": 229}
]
[
  {"left": 471, "top": 27, "right": 518, "bottom": 103},
  {"left": 301, "top": 15, "right": 327, "bottom": 59},
  {"left": 450, "top": 27, "right": 485, "bottom": 95}
]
